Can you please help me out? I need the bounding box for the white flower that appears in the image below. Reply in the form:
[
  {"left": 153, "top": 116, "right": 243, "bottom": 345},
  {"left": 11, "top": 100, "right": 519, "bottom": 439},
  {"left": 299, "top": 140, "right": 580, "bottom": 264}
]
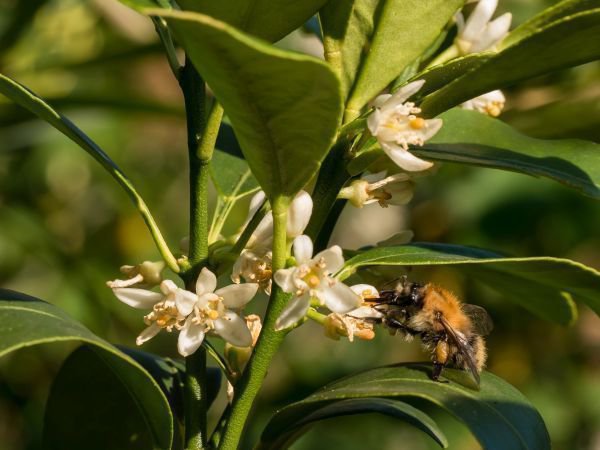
[
  {"left": 461, "top": 89, "right": 505, "bottom": 117},
  {"left": 232, "top": 190, "right": 313, "bottom": 292},
  {"left": 178, "top": 268, "right": 259, "bottom": 356},
  {"left": 106, "top": 261, "right": 165, "bottom": 288},
  {"left": 112, "top": 278, "right": 197, "bottom": 346},
  {"left": 368, "top": 80, "right": 442, "bottom": 172},
  {"left": 339, "top": 171, "right": 414, "bottom": 208},
  {"left": 455, "top": 0, "right": 512, "bottom": 54},
  {"left": 274, "top": 235, "right": 361, "bottom": 330},
  {"left": 324, "top": 284, "right": 384, "bottom": 342}
]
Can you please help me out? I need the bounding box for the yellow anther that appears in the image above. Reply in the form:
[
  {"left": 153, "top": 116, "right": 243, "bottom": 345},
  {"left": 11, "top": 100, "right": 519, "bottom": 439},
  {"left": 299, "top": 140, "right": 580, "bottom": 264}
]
[
  {"left": 409, "top": 117, "right": 426, "bottom": 130},
  {"left": 208, "top": 310, "right": 220, "bottom": 320}
]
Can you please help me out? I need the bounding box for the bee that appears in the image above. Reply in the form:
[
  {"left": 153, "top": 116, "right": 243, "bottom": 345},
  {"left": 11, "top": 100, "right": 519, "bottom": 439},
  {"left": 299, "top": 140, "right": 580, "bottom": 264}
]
[{"left": 370, "top": 278, "right": 493, "bottom": 384}]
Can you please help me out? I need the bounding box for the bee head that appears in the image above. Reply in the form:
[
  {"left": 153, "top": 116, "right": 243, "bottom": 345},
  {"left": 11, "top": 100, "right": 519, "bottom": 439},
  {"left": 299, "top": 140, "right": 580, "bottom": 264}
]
[{"left": 396, "top": 280, "right": 425, "bottom": 309}]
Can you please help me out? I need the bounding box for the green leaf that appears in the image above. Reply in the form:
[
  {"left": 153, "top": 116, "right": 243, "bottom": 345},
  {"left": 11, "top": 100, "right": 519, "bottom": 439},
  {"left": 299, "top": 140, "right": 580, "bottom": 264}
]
[
  {"left": 502, "top": 0, "right": 600, "bottom": 48},
  {"left": 177, "top": 0, "right": 329, "bottom": 42},
  {"left": 420, "top": 9, "right": 600, "bottom": 116},
  {"left": 259, "top": 398, "right": 447, "bottom": 450},
  {"left": 44, "top": 346, "right": 175, "bottom": 450},
  {"left": 0, "top": 289, "right": 173, "bottom": 450},
  {"left": 0, "top": 73, "right": 179, "bottom": 271},
  {"left": 319, "top": 0, "right": 379, "bottom": 99},
  {"left": 152, "top": 9, "right": 343, "bottom": 200},
  {"left": 264, "top": 363, "right": 550, "bottom": 450},
  {"left": 210, "top": 149, "right": 259, "bottom": 199},
  {"left": 339, "top": 243, "right": 600, "bottom": 325},
  {"left": 345, "top": 0, "right": 464, "bottom": 117},
  {"left": 120, "top": 347, "right": 223, "bottom": 422},
  {"left": 415, "top": 108, "right": 600, "bottom": 198},
  {"left": 209, "top": 150, "right": 260, "bottom": 242}
]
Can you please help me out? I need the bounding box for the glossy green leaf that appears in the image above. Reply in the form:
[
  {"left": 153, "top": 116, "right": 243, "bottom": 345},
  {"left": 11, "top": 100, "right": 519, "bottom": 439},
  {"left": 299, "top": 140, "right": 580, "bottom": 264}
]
[
  {"left": 415, "top": 108, "right": 600, "bottom": 198},
  {"left": 177, "top": 0, "right": 328, "bottom": 42},
  {"left": 420, "top": 9, "right": 600, "bottom": 116},
  {"left": 319, "top": 0, "right": 379, "bottom": 99},
  {"left": 345, "top": 0, "right": 464, "bottom": 116},
  {"left": 502, "top": 0, "right": 600, "bottom": 48},
  {"left": 0, "top": 289, "right": 173, "bottom": 450},
  {"left": 267, "top": 363, "right": 550, "bottom": 450},
  {"left": 339, "top": 243, "right": 600, "bottom": 325},
  {"left": 0, "top": 73, "right": 178, "bottom": 271},
  {"left": 121, "top": 347, "right": 223, "bottom": 422},
  {"left": 152, "top": 9, "right": 343, "bottom": 200},
  {"left": 44, "top": 346, "right": 174, "bottom": 450},
  {"left": 259, "top": 397, "right": 447, "bottom": 449},
  {"left": 409, "top": 53, "right": 491, "bottom": 100}
]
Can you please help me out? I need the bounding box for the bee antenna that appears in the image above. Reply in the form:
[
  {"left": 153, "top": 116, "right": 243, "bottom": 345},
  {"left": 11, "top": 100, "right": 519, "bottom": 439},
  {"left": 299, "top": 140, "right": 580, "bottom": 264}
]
[{"left": 381, "top": 277, "right": 401, "bottom": 290}]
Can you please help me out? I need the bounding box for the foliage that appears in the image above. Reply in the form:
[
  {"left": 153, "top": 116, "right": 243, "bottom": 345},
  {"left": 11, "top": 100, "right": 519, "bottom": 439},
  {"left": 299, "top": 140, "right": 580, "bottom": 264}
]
[{"left": 0, "top": 0, "right": 598, "bottom": 449}]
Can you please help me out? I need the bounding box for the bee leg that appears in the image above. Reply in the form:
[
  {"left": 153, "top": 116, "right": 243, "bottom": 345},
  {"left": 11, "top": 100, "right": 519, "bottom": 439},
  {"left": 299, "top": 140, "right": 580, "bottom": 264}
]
[{"left": 431, "top": 340, "right": 449, "bottom": 383}]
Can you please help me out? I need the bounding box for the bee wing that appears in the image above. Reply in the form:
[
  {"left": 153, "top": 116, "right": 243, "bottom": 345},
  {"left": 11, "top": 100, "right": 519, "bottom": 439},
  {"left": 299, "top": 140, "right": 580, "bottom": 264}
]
[
  {"left": 438, "top": 316, "right": 480, "bottom": 385},
  {"left": 462, "top": 304, "right": 494, "bottom": 336}
]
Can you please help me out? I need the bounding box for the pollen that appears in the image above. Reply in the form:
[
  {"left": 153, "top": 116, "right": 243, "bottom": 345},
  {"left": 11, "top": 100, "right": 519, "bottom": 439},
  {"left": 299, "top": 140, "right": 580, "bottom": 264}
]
[{"left": 409, "top": 117, "right": 426, "bottom": 130}]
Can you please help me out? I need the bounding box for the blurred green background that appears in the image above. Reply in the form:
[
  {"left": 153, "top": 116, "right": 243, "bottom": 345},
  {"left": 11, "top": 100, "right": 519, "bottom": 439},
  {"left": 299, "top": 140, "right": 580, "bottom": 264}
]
[{"left": 0, "top": 0, "right": 598, "bottom": 449}]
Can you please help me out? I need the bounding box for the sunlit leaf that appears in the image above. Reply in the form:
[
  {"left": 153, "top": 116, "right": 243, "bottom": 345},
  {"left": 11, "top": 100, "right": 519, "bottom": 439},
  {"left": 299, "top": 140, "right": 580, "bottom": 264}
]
[
  {"left": 416, "top": 108, "right": 600, "bottom": 198},
  {"left": 151, "top": 9, "right": 342, "bottom": 200},
  {"left": 502, "top": 0, "right": 600, "bottom": 48},
  {"left": 259, "top": 397, "right": 448, "bottom": 449},
  {"left": 177, "top": 0, "right": 329, "bottom": 42},
  {"left": 338, "top": 243, "right": 600, "bottom": 325},
  {"left": 420, "top": 9, "right": 600, "bottom": 116},
  {"left": 345, "top": 0, "right": 464, "bottom": 117},
  {"left": 0, "top": 290, "right": 173, "bottom": 450},
  {"left": 262, "top": 363, "right": 550, "bottom": 450}
]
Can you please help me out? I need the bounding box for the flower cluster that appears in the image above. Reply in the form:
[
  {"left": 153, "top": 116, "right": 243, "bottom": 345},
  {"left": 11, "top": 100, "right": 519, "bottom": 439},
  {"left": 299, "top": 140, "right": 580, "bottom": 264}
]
[
  {"left": 455, "top": 0, "right": 511, "bottom": 116},
  {"left": 367, "top": 79, "right": 442, "bottom": 172},
  {"left": 110, "top": 268, "right": 258, "bottom": 357},
  {"left": 232, "top": 190, "right": 312, "bottom": 293}
]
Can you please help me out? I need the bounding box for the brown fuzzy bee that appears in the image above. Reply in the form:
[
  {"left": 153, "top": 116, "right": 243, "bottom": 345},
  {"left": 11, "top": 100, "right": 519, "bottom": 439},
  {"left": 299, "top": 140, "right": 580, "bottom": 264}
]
[{"left": 370, "top": 279, "right": 493, "bottom": 384}]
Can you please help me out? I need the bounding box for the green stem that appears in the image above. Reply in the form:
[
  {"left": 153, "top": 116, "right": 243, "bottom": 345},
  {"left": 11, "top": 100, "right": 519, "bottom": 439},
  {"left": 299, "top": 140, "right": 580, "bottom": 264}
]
[
  {"left": 304, "top": 139, "right": 353, "bottom": 252},
  {"left": 179, "top": 57, "right": 217, "bottom": 450},
  {"left": 217, "top": 196, "right": 290, "bottom": 450},
  {"left": 185, "top": 348, "right": 208, "bottom": 450},
  {"left": 426, "top": 44, "right": 459, "bottom": 68}
]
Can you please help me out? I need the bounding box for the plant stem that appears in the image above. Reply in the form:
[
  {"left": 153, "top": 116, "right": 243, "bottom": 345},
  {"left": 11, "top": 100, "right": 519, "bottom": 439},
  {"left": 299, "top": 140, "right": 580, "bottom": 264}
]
[
  {"left": 185, "top": 347, "right": 208, "bottom": 450},
  {"left": 179, "top": 57, "right": 220, "bottom": 450},
  {"left": 217, "top": 196, "right": 290, "bottom": 450},
  {"left": 304, "top": 139, "right": 353, "bottom": 252}
]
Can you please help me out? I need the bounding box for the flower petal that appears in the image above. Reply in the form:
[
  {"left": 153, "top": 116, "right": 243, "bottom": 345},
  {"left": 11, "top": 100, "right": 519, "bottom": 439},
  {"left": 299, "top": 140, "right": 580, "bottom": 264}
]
[
  {"left": 178, "top": 317, "right": 205, "bottom": 357},
  {"left": 136, "top": 323, "right": 161, "bottom": 345},
  {"left": 196, "top": 267, "right": 217, "bottom": 296},
  {"left": 274, "top": 293, "right": 311, "bottom": 331},
  {"left": 349, "top": 305, "right": 384, "bottom": 319},
  {"left": 175, "top": 289, "right": 198, "bottom": 316},
  {"left": 372, "top": 93, "right": 392, "bottom": 109},
  {"left": 367, "top": 108, "right": 382, "bottom": 135},
  {"left": 462, "top": 0, "right": 497, "bottom": 43},
  {"left": 314, "top": 245, "right": 344, "bottom": 274},
  {"left": 381, "top": 142, "right": 434, "bottom": 172},
  {"left": 250, "top": 211, "right": 274, "bottom": 249},
  {"left": 350, "top": 284, "right": 380, "bottom": 299},
  {"left": 274, "top": 268, "right": 297, "bottom": 293},
  {"left": 287, "top": 191, "right": 313, "bottom": 238},
  {"left": 245, "top": 190, "right": 267, "bottom": 224},
  {"left": 319, "top": 282, "right": 361, "bottom": 314},
  {"left": 214, "top": 312, "right": 252, "bottom": 347},
  {"left": 112, "top": 288, "right": 163, "bottom": 309},
  {"left": 216, "top": 283, "right": 259, "bottom": 309},
  {"left": 292, "top": 235, "right": 313, "bottom": 264},
  {"left": 388, "top": 79, "right": 426, "bottom": 106},
  {"left": 473, "top": 12, "right": 512, "bottom": 52},
  {"left": 160, "top": 279, "right": 179, "bottom": 295}
]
